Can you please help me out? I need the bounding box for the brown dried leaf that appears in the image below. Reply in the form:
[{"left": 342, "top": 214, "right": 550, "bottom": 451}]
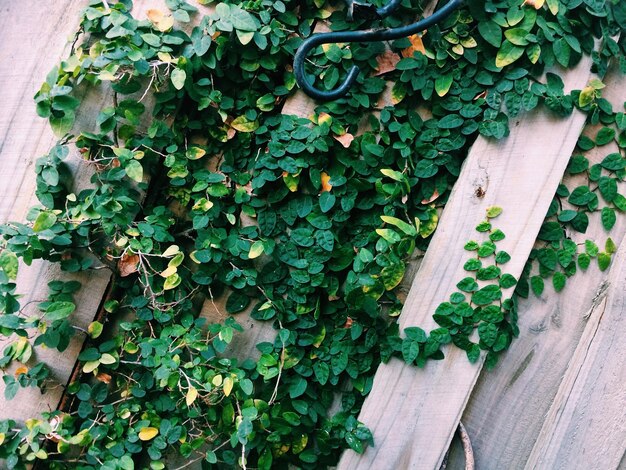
[
  {"left": 333, "top": 133, "right": 354, "bottom": 148},
  {"left": 421, "top": 189, "right": 440, "bottom": 204},
  {"left": 374, "top": 50, "right": 401, "bottom": 76},
  {"left": 402, "top": 34, "right": 426, "bottom": 58},
  {"left": 119, "top": 253, "right": 139, "bottom": 277},
  {"left": 96, "top": 372, "right": 112, "bottom": 384}
]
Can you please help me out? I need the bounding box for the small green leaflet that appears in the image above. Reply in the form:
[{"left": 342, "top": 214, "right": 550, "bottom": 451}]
[{"left": 171, "top": 68, "right": 186, "bottom": 90}]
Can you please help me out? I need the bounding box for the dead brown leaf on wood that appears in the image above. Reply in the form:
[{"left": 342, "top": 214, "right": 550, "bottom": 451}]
[
  {"left": 333, "top": 132, "right": 355, "bottom": 148},
  {"left": 374, "top": 50, "right": 401, "bottom": 76},
  {"left": 119, "top": 253, "right": 140, "bottom": 277}
]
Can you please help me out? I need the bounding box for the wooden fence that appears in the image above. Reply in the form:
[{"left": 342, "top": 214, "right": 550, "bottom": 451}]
[{"left": 0, "top": 1, "right": 624, "bottom": 468}]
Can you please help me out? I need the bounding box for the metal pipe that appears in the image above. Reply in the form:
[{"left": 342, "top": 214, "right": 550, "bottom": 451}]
[{"left": 294, "top": 0, "right": 465, "bottom": 101}]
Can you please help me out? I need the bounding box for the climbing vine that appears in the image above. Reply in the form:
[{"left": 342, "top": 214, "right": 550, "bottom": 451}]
[{"left": 0, "top": 0, "right": 624, "bottom": 468}]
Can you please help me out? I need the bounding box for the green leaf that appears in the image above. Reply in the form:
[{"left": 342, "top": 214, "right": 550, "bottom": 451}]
[
  {"left": 476, "top": 265, "right": 501, "bottom": 280},
  {"left": 504, "top": 28, "right": 529, "bottom": 46},
  {"left": 401, "top": 339, "right": 419, "bottom": 363},
  {"left": 319, "top": 192, "right": 336, "bottom": 213},
  {"left": 464, "top": 241, "right": 479, "bottom": 251},
  {"left": 495, "top": 251, "right": 511, "bottom": 264},
  {"left": 404, "top": 326, "right": 427, "bottom": 342},
  {"left": 478, "top": 322, "right": 498, "bottom": 347},
  {"left": 43, "top": 301, "right": 76, "bottom": 322},
  {"left": 595, "top": 127, "right": 615, "bottom": 146},
  {"left": 438, "top": 115, "right": 463, "bottom": 129},
  {"left": 229, "top": 5, "right": 259, "bottom": 31},
  {"left": 171, "top": 68, "right": 186, "bottom": 90},
  {"left": 88, "top": 321, "right": 103, "bottom": 339},
  {"left": 456, "top": 277, "right": 478, "bottom": 293},
  {"left": 530, "top": 276, "right": 544, "bottom": 296},
  {"left": 601, "top": 207, "right": 616, "bottom": 231},
  {"left": 600, "top": 153, "right": 625, "bottom": 171},
  {"left": 537, "top": 221, "right": 563, "bottom": 241},
  {"left": 33, "top": 211, "right": 57, "bottom": 232},
  {"left": 499, "top": 274, "right": 517, "bottom": 289},
  {"left": 552, "top": 38, "right": 571, "bottom": 67},
  {"left": 434, "top": 74, "right": 453, "bottom": 97},
  {"left": 463, "top": 258, "right": 482, "bottom": 271},
  {"left": 477, "top": 241, "right": 496, "bottom": 258},
  {"left": 226, "top": 291, "right": 250, "bottom": 313},
  {"left": 376, "top": 228, "right": 401, "bottom": 243},
  {"left": 248, "top": 241, "right": 264, "bottom": 259},
  {"left": 585, "top": 240, "right": 599, "bottom": 257},
  {"left": 578, "top": 253, "right": 591, "bottom": 270},
  {"left": 0, "top": 250, "right": 19, "bottom": 280},
  {"left": 125, "top": 160, "right": 143, "bottom": 182},
  {"left": 471, "top": 285, "right": 502, "bottom": 306},
  {"left": 606, "top": 237, "right": 617, "bottom": 254},
  {"left": 495, "top": 40, "right": 525, "bottom": 68},
  {"left": 380, "top": 262, "right": 405, "bottom": 290},
  {"left": 478, "top": 21, "right": 502, "bottom": 48},
  {"left": 486, "top": 206, "right": 503, "bottom": 218},
  {"left": 597, "top": 252, "right": 611, "bottom": 271},
  {"left": 552, "top": 272, "right": 566, "bottom": 292},
  {"left": 380, "top": 216, "right": 417, "bottom": 236}
]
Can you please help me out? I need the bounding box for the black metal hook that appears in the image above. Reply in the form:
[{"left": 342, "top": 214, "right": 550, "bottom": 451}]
[
  {"left": 294, "top": 0, "right": 465, "bottom": 101},
  {"left": 347, "top": 0, "right": 402, "bottom": 21}
]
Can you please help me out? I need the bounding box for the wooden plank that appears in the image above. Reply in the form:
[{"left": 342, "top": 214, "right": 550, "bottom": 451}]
[
  {"left": 0, "top": 0, "right": 208, "bottom": 423},
  {"left": 525, "top": 237, "right": 626, "bottom": 470},
  {"left": 0, "top": 0, "right": 113, "bottom": 423},
  {"left": 337, "top": 54, "right": 596, "bottom": 469},
  {"left": 445, "top": 65, "right": 626, "bottom": 470}
]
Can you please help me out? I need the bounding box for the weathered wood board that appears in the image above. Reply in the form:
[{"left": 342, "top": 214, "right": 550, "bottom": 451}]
[
  {"left": 446, "top": 65, "right": 626, "bottom": 470},
  {"left": 0, "top": 0, "right": 113, "bottom": 422},
  {"left": 338, "top": 55, "right": 597, "bottom": 469},
  {"left": 0, "top": 0, "right": 206, "bottom": 423},
  {"left": 524, "top": 238, "right": 626, "bottom": 470}
]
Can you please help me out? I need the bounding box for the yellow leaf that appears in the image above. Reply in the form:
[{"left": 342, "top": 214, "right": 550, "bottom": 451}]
[
  {"left": 159, "top": 265, "right": 177, "bottom": 278},
  {"left": 186, "top": 147, "right": 206, "bottom": 160},
  {"left": 402, "top": 34, "right": 426, "bottom": 58},
  {"left": 14, "top": 366, "right": 28, "bottom": 377},
  {"left": 223, "top": 376, "right": 234, "bottom": 397},
  {"left": 282, "top": 172, "right": 299, "bottom": 192},
  {"left": 320, "top": 172, "right": 332, "bottom": 193},
  {"left": 82, "top": 360, "right": 100, "bottom": 374},
  {"left": 523, "top": 0, "right": 545, "bottom": 8},
  {"left": 99, "top": 353, "right": 116, "bottom": 365},
  {"left": 248, "top": 241, "right": 264, "bottom": 259},
  {"left": 138, "top": 427, "right": 159, "bottom": 441},
  {"left": 146, "top": 9, "right": 174, "bottom": 32},
  {"left": 186, "top": 386, "right": 198, "bottom": 406},
  {"left": 231, "top": 116, "right": 259, "bottom": 133},
  {"left": 317, "top": 112, "right": 332, "bottom": 127}
]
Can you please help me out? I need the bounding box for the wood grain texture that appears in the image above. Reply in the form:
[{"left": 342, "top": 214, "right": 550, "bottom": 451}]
[
  {"left": 0, "top": 0, "right": 112, "bottom": 423},
  {"left": 446, "top": 65, "right": 626, "bottom": 470},
  {"left": 338, "top": 55, "right": 596, "bottom": 469},
  {"left": 525, "top": 237, "right": 626, "bottom": 470},
  {"left": 0, "top": 0, "right": 204, "bottom": 423}
]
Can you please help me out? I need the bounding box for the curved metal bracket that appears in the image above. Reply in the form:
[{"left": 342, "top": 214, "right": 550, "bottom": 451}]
[{"left": 294, "top": 0, "right": 464, "bottom": 101}]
